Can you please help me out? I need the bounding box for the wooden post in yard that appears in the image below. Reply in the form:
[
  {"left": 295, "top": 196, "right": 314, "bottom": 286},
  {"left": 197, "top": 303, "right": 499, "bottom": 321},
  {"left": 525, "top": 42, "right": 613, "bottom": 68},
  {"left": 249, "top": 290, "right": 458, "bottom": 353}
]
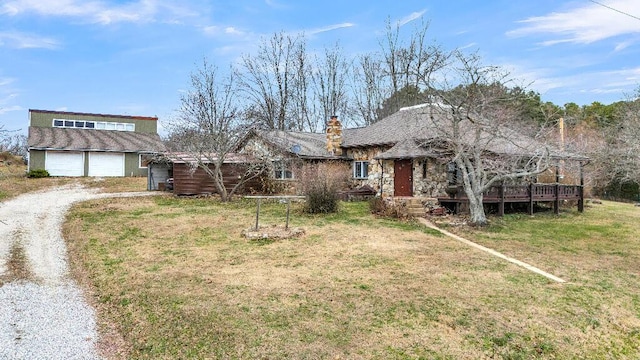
[
  {"left": 578, "top": 162, "right": 585, "bottom": 212},
  {"left": 498, "top": 183, "right": 505, "bottom": 217},
  {"left": 255, "top": 198, "right": 261, "bottom": 230},
  {"left": 285, "top": 199, "right": 291, "bottom": 230},
  {"left": 529, "top": 183, "right": 534, "bottom": 215}
]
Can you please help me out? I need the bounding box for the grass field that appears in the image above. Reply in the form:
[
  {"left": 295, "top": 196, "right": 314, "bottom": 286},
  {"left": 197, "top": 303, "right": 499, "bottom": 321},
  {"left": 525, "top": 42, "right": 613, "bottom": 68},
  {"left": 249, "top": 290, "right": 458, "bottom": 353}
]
[{"left": 59, "top": 186, "right": 640, "bottom": 359}]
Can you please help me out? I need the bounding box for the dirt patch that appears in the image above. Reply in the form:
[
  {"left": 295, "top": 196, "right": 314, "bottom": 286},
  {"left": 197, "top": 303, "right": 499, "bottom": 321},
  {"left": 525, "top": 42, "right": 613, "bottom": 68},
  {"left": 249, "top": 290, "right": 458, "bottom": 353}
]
[
  {"left": 0, "top": 238, "right": 36, "bottom": 285},
  {"left": 241, "top": 225, "right": 306, "bottom": 240}
]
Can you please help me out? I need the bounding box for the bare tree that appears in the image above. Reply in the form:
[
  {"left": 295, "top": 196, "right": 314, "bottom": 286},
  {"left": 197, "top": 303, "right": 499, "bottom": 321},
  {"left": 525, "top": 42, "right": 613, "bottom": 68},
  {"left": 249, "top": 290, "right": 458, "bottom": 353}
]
[
  {"left": 599, "top": 89, "right": 640, "bottom": 189},
  {"left": 168, "top": 60, "right": 265, "bottom": 202},
  {"left": 311, "top": 44, "right": 351, "bottom": 130},
  {"left": 351, "top": 54, "right": 387, "bottom": 126},
  {"left": 289, "top": 38, "right": 313, "bottom": 131},
  {"left": 0, "top": 126, "right": 27, "bottom": 158},
  {"left": 237, "top": 32, "right": 306, "bottom": 131},
  {"left": 1, "top": 134, "right": 27, "bottom": 157},
  {"left": 424, "top": 52, "right": 553, "bottom": 225},
  {"left": 380, "top": 18, "right": 449, "bottom": 94},
  {"left": 369, "top": 18, "right": 450, "bottom": 123}
]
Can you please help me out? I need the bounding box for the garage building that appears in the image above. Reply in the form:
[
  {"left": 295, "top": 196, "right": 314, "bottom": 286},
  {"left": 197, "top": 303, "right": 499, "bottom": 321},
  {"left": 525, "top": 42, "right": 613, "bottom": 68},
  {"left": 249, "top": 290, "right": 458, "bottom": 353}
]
[{"left": 27, "top": 109, "right": 165, "bottom": 177}]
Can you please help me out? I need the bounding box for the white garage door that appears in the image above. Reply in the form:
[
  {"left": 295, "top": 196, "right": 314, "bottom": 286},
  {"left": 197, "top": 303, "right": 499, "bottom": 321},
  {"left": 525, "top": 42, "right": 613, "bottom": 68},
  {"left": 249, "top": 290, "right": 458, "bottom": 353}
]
[
  {"left": 46, "top": 151, "right": 84, "bottom": 177},
  {"left": 88, "top": 152, "right": 124, "bottom": 177}
]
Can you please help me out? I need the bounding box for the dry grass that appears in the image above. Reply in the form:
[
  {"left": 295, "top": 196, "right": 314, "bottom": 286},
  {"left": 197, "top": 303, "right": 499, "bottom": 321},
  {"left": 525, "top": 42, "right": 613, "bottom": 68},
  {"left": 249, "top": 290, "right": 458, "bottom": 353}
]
[
  {"left": 0, "top": 160, "right": 148, "bottom": 201},
  {"left": 63, "top": 196, "right": 640, "bottom": 359}
]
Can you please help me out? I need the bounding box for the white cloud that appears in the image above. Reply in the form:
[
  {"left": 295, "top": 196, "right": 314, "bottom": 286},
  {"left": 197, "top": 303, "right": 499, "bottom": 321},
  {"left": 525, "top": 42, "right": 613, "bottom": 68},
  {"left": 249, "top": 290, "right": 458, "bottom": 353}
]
[
  {"left": 398, "top": 10, "right": 427, "bottom": 27},
  {"left": 0, "top": 105, "right": 22, "bottom": 115},
  {"left": 508, "top": 0, "right": 640, "bottom": 46},
  {"left": 0, "top": 31, "right": 59, "bottom": 49},
  {"left": 0, "top": 0, "right": 197, "bottom": 25},
  {"left": 224, "top": 27, "right": 244, "bottom": 36},
  {"left": 307, "top": 22, "right": 354, "bottom": 36},
  {"left": 202, "top": 25, "right": 249, "bottom": 38},
  {"left": 0, "top": 78, "right": 15, "bottom": 87},
  {"left": 459, "top": 42, "right": 478, "bottom": 50},
  {"left": 504, "top": 60, "right": 640, "bottom": 104}
]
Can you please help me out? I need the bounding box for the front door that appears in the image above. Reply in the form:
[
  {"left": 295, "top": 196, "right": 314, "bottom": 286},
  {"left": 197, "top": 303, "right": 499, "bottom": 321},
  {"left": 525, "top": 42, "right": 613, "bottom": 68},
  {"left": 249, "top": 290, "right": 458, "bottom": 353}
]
[{"left": 394, "top": 159, "right": 413, "bottom": 197}]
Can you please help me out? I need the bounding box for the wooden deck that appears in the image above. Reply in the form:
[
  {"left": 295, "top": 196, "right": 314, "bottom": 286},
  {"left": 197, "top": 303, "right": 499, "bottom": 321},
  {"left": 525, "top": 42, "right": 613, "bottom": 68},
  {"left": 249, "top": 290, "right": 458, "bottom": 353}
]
[{"left": 438, "top": 184, "right": 584, "bottom": 216}]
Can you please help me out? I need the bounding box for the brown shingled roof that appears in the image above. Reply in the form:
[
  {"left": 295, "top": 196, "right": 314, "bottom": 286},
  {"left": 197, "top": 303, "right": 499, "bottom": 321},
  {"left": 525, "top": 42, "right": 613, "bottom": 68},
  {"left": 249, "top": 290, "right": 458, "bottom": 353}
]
[
  {"left": 250, "top": 129, "right": 342, "bottom": 159},
  {"left": 375, "top": 139, "right": 439, "bottom": 160},
  {"left": 28, "top": 127, "right": 166, "bottom": 153},
  {"left": 343, "top": 104, "right": 588, "bottom": 161}
]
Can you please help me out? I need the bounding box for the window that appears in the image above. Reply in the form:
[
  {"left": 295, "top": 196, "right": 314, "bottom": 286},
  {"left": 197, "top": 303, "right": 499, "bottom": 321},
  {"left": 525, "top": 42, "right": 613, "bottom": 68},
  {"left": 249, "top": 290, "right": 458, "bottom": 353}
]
[
  {"left": 274, "top": 162, "right": 293, "bottom": 180},
  {"left": 353, "top": 161, "right": 369, "bottom": 179},
  {"left": 51, "top": 119, "right": 134, "bottom": 131},
  {"left": 139, "top": 154, "right": 154, "bottom": 168},
  {"left": 447, "top": 162, "right": 460, "bottom": 185}
]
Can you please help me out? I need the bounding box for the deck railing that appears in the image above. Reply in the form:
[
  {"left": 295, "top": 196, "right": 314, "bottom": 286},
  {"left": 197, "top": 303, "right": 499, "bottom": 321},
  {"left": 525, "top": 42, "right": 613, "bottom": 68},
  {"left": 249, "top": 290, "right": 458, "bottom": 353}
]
[{"left": 439, "top": 183, "right": 584, "bottom": 215}]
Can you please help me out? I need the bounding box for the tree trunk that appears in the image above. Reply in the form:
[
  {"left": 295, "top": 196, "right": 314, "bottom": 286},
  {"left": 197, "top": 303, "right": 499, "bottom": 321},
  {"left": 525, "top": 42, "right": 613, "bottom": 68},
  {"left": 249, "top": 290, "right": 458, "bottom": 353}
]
[{"left": 467, "top": 192, "right": 488, "bottom": 226}]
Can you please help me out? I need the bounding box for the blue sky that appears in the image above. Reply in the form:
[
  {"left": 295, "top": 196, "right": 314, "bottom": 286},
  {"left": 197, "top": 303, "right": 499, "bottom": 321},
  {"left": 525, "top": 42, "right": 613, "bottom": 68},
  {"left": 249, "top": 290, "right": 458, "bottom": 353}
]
[{"left": 1, "top": 0, "right": 639, "bottom": 134}]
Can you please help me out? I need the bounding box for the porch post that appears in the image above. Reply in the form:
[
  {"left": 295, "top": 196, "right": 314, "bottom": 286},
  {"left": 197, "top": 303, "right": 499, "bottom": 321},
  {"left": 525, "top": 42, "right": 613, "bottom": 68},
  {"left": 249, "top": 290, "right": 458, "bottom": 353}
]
[{"left": 554, "top": 164, "right": 560, "bottom": 214}]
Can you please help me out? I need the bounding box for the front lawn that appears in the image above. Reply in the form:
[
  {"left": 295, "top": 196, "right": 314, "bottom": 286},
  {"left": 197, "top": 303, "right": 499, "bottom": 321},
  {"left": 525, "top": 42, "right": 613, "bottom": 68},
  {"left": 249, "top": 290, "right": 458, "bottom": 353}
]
[{"left": 64, "top": 197, "right": 640, "bottom": 359}]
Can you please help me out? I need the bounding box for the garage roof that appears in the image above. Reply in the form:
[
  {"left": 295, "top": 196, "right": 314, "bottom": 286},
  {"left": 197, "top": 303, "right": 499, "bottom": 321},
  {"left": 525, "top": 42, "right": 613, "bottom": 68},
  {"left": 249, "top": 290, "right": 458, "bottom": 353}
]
[{"left": 28, "top": 127, "right": 166, "bottom": 153}]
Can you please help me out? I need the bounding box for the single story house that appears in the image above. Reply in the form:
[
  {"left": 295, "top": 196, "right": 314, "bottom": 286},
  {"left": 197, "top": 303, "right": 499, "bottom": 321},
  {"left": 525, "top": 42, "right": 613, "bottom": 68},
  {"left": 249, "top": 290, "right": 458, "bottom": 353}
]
[
  {"left": 236, "top": 105, "right": 587, "bottom": 213},
  {"left": 28, "top": 109, "right": 165, "bottom": 177}
]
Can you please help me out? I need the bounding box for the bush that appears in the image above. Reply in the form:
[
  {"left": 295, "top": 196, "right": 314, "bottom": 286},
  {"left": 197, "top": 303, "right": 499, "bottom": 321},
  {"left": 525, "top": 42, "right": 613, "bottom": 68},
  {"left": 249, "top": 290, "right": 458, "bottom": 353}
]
[
  {"left": 299, "top": 162, "right": 350, "bottom": 214},
  {"left": 368, "top": 196, "right": 408, "bottom": 218},
  {"left": 27, "top": 169, "right": 50, "bottom": 178},
  {"left": 305, "top": 183, "right": 341, "bottom": 214}
]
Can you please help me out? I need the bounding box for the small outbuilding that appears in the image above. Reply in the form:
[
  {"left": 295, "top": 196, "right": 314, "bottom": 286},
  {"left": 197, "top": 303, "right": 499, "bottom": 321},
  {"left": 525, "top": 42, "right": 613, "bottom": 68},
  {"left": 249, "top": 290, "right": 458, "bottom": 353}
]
[{"left": 27, "top": 109, "right": 165, "bottom": 177}]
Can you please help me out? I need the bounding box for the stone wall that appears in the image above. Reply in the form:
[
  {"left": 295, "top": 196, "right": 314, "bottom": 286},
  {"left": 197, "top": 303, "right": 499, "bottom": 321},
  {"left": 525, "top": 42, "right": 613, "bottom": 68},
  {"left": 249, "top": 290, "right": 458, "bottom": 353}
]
[
  {"left": 413, "top": 157, "right": 449, "bottom": 197},
  {"left": 346, "top": 146, "right": 394, "bottom": 196},
  {"left": 346, "top": 147, "right": 451, "bottom": 198}
]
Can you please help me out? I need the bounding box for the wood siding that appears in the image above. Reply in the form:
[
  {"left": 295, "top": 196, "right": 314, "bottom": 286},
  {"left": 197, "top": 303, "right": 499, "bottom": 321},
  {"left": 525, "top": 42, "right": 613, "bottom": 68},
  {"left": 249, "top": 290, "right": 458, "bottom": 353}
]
[{"left": 173, "top": 163, "right": 264, "bottom": 196}]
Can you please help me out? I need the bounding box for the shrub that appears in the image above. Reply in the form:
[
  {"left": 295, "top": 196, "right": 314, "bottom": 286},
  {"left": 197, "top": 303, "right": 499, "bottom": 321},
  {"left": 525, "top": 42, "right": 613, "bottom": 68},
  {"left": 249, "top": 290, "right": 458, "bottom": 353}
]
[
  {"left": 368, "top": 196, "right": 408, "bottom": 218},
  {"left": 27, "top": 169, "right": 50, "bottom": 178},
  {"left": 305, "top": 183, "right": 340, "bottom": 214},
  {"left": 299, "top": 162, "right": 350, "bottom": 214}
]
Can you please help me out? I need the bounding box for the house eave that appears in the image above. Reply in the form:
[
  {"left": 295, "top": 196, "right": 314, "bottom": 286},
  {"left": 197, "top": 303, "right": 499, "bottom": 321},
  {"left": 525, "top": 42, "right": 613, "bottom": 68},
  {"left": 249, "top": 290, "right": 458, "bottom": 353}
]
[{"left": 28, "top": 146, "right": 157, "bottom": 153}]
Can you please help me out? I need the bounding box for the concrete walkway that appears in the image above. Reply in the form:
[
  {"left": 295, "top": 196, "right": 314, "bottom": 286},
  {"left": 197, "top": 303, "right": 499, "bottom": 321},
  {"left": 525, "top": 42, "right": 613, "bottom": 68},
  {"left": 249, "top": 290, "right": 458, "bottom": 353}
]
[{"left": 417, "top": 218, "right": 566, "bottom": 283}]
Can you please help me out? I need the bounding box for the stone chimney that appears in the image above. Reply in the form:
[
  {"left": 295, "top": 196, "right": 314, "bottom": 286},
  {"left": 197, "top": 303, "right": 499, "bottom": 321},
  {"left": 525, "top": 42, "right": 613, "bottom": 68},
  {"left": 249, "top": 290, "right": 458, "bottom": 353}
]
[{"left": 326, "top": 115, "right": 343, "bottom": 156}]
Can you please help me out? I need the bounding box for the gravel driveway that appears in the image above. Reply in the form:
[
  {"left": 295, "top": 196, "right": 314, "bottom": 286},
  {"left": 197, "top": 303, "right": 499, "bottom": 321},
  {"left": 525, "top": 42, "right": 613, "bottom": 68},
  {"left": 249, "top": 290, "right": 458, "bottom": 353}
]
[{"left": 0, "top": 185, "right": 154, "bottom": 359}]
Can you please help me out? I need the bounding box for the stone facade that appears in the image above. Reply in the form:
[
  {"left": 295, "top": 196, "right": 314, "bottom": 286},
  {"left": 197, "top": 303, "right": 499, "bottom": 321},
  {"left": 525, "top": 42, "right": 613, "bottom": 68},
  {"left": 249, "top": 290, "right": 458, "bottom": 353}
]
[
  {"left": 346, "top": 146, "right": 451, "bottom": 198},
  {"left": 346, "top": 146, "right": 392, "bottom": 196},
  {"left": 243, "top": 131, "right": 454, "bottom": 199},
  {"left": 412, "top": 157, "right": 450, "bottom": 197}
]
